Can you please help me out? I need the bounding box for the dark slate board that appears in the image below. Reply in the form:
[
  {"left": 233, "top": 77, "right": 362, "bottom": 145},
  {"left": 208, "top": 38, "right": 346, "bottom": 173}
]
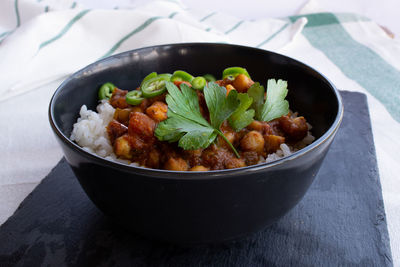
[{"left": 0, "top": 91, "right": 392, "bottom": 267}]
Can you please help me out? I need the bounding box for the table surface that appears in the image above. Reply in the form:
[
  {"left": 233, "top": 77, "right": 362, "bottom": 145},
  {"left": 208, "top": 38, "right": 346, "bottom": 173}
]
[{"left": 0, "top": 91, "right": 392, "bottom": 266}]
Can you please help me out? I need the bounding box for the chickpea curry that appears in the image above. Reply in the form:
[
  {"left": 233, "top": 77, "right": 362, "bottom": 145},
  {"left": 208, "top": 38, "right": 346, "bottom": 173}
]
[{"left": 100, "top": 67, "right": 310, "bottom": 171}]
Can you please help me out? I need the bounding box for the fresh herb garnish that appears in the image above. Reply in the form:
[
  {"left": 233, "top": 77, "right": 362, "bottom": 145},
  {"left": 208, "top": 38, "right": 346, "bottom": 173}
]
[
  {"left": 155, "top": 82, "right": 240, "bottom": 157},
  {"left": 228, "top": 93, "right": 255, "bottom": 131},
  {"left": 247, "top": 82, "right": 265, "bottom": 120},
  {"left": 155, "top": 77, "right": 289, "bottom": 156},
  {"left": 248, "top": 79, "right": 289, "bottom": 122},
  {"left": 203, "top": 82, "right": 239, "bottom": 130}
]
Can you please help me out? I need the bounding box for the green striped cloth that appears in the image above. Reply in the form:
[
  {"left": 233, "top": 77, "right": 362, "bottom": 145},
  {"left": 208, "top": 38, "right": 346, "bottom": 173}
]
[{"left": 0, "top": 0, "right": 399, "bottom": 264}]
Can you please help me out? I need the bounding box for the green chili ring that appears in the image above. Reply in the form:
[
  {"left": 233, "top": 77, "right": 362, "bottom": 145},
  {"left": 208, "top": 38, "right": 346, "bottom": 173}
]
[
  {"left": 192, "top": 76, "right": 207, "bottom": 90},
  {"left": 222, "top": 67, "right": 251, "bottom": 80},
  {"left": 126, "top": 90, "right": 144, "bottom": 105},
  {"left": 170, "top": 70, "right": 194, "bottom": 83},
  {"left": 140, "top": 72, "right": 157, "bottom": 87},
  {"left": 141, "top": 73, "right": 172, "bottom": 98},
  {"left": 98, "top": 82, "right": 116, "bottom": 100},
  {"left": 203, "top": 74, "right": 216, "bottom": 82}
]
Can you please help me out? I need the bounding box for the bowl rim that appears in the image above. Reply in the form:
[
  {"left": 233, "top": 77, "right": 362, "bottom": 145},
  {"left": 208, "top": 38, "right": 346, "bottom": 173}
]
[{"left": 49, "top": 42, "right": 344, "bottom": 179}]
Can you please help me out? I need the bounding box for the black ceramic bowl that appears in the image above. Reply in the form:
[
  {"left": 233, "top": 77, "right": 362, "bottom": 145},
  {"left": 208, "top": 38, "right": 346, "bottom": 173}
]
[{"left": 49, "top": 43, "right": 343, "bottom": 244}]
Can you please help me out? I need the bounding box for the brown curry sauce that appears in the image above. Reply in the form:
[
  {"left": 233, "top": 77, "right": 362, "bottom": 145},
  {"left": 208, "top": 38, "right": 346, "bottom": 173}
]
[{"left": 107, "top": 75, "right": 309, "bottom": 171}]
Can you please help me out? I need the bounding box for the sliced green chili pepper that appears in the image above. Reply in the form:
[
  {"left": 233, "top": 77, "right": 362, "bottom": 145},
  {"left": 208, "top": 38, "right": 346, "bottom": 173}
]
[
  {"left": 98, "top": 82, "right": 116, "bottom": 100},
  {"left": 141, "top": 73, "right": 172, "bottom": 98},
  {"left": 170, "top": 70, "right": 194, "bottom": 83},
  {"left": 126, "top": 90, "right": 144, "bottom": 105},
  {"left": 222, "top": 67, "right": 251, "bottom": 80},
  {"left": 203, "top": 74, "right": 216, "bottom": 82},
  {"left": 192, "top": 76, "right": 207, "bottom": 90},
  {"left": 140, "top": 72, "right": 157, "bottom": 87}
]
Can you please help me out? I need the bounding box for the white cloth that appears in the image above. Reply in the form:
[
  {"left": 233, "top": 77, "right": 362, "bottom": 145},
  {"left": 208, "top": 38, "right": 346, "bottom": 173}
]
[{"left": 0, "top": 0, "right": 399, "bottom": 263}]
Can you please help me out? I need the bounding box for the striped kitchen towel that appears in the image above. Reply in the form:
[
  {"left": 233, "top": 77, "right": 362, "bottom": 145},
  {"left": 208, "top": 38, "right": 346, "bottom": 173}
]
[
  {"left": 0, "top": 0, "right": 399, "bottom": 264},
  {"left": 0, "top": 0, "right": 306, "bottom": 101}
]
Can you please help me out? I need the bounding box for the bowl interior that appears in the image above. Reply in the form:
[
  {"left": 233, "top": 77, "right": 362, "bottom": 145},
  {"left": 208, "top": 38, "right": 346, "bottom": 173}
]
[{"left": 51, "top": 43, "right": 340, "bottom": 156}]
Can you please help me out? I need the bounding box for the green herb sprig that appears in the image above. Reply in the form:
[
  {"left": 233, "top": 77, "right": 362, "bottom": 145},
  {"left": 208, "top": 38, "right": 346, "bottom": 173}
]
[
  {"left": 248, "top": 79, "right": 289, "bottom": 121},
  {"left": 155, "top": 82, "right": 241, "bottom": 157},
  {"left": 228, "top": 93, "right": 255, "bottom": 131},
  {"left": 155, "top": 77, "right": 290, "bottom": 156}
]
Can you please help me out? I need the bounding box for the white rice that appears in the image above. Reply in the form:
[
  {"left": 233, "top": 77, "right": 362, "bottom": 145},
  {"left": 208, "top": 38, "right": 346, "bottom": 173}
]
[
  {"left": 70, "top": 100, "right": 114, "bottom": 157},
  {"left": 70, "top": 101, "right": 140, "bottom": 166},
  {"left": 71, "top": 102, "right": 315, "bottom": 167}
]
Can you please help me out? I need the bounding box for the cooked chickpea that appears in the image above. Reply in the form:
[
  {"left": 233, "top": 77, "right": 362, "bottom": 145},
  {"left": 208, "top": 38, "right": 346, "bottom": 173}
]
[
  {"left": 218, "top": 131, "right": 236, "bottom": 149},
  {"left": 146, "top": 149, "right": 160, "bottom": 168},
  {"left": 225, "top": 158, "right": 246, "bottom": 169},
  {"left": 264, "top": 134, "right": 285, "bottom": 153},
  {"left": 190, "top": 165, "right": 209, "bottom": 171},
  {"left": 240, "top": 131, "right": 265, "bottom": 153},
  {"left": 232, "top": 74, "right": 254, "bottom": 92},
  {"left": 114, "top": 135, "right": 132, "bottom": 159},
  {"left": 279, "top": 116, "right": 308, "bottom": 141},
  {"left": 248, "top": 121, "right": 271, "bottom": 135},
  {"left": 113, "top": 108, "right": 131, "bottom": 125},
  {"left": 164, "top": 157, "right": 189, "bottom": 171},
  {"left": 131, "top": 106, "right": 142, "bottom": 113},
  {"left": 247, "top": 120, "right": 263, "bottom": 131},
  {"left": 146, "top": 101, "right": 168, "bottom": 122}
]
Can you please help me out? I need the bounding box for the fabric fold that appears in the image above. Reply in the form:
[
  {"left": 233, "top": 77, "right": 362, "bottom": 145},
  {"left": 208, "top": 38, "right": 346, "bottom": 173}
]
[{"left": 0, "top": 0, "right": 305, "bottom": 102}]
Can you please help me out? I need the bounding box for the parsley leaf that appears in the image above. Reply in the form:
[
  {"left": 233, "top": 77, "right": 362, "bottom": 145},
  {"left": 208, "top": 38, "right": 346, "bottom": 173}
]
[
  {"left": 261, "top": 79, "right": 289, "bottom": 122},
  {"left": 155, "top": 114, "right": 217, "bottom": 150},
  {"left": 203, "top": 82, "right": 240, "bottom": 129},
  {"left": 247, "top": 82, "right": 265, "bottom": 121},
  {"left": 164, "top": 82, "right": 209, "bottom": 127},
  {"left": 228, "top": 93, "right": 255, "bottom": 131},
  {"left": 247, "top": 79, "right": 289, "bottom": 122},
  {"left": 154, "top": 82, "right": 240, "bottom": 157}
]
